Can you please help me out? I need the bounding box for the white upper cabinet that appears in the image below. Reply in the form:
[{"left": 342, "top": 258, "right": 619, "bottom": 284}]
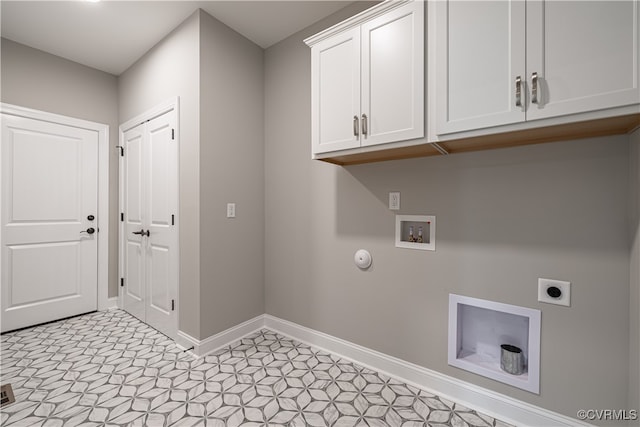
[
  {"left": 435, "top": 0, "right": 526, "bottom": 134},
  {"left": 526, "top": 0, "right": 639, "bottom": 120},
  {"left": 434, "top": 0, "right": 640, "bottom": 136},
  {"left": 311, "top": 28, "right": 361, "bottom": 153},
  {"left": 361, "top": 3, "right": 424, "bottom": 147},
  {"left": 307, "top": 0, "right": 424, "bottom": 156}
]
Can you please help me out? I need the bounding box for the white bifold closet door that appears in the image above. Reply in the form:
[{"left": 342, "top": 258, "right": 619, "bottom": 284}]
[{"left": 121, "top": 108, "right": 178, "bottom": 340}]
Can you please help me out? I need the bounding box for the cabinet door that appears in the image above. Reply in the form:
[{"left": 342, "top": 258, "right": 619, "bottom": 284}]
[
  {"left": 361, "top": 0, "right": 424, "bottom": 147},
  {"left": 311, "top": 28, "right": 361, "bottom": 155},
  {"left": 526, "top": 1, "right": 640, "bottom": 121},
  {"left": 435, "top": 0, "right": 526, "bottom": 135}
]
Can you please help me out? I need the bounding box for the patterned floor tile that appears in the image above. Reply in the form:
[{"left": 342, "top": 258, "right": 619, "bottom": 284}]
[{"left": 0, "top": 310, "right": 513, "bottom": 426}]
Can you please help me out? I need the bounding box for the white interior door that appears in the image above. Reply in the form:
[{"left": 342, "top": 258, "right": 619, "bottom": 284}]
[
  {"left": 1, "top": 114, "right": 98, "bottom": 332},
  {"left": 120, "top": 107, "right": 178, "bottom": 340},
  {"left": 144, "top": 112, "right": 178, "bottom": 339},
  {"left": 122, "top": 124, "right": 145, "bottom": 322}
]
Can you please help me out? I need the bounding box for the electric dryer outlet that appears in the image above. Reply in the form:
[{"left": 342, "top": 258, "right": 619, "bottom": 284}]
[{"left": 538, "top": 278, "right": 571, "bottom": 307}]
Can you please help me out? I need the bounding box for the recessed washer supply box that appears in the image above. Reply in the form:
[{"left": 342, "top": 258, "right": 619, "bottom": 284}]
[
  {"left": 448, "top": 294, "right": 541, "bottom": 394},
  {"left": 395, "top": 215, "right": 435, "bottom": 251}
]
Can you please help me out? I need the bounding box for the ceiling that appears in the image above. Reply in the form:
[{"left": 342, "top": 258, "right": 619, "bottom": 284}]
[{"left": 1, "top": 0, "right": 353, "bottom": 76}]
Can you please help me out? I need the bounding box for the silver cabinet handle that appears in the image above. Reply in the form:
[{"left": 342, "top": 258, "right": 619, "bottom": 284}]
[
  {"left": 361, "top": 114, "right": 368, "bottom": 136},
  {"left": 515, "top": 76, "right": 522, "bottom": 107},
  {"left": 353, "top": 115, "right": 359, "bottom": 137},
  {"left": 531, "top": 72, "right": 538, "bottom": 104}
]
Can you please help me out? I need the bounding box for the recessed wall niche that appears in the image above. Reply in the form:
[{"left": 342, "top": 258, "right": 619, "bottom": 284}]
[
  {"left": 395, "top": 215, "right": 435, "bottom": 251},
  {"left": 448, "top": 294, "right": 541, "bottom": 394}
]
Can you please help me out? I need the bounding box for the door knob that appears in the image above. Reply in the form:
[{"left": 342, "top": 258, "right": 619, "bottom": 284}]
[
  {"left": 132, "top": 229, "right": 150, "bottom": 237},
  {"left": 81, "top": 227, "right": 95, "bottom": 235}
]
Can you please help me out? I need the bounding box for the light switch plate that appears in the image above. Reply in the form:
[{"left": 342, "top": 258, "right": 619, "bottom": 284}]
[
  {"left": 226, "top": 203, "right": 236, "bottom": 218},
  {"left": 538, "top": 278, "right": 570, "bottom": 306},
  {"left": 389, "top": 192, "right": 400, "bottom": 210}
]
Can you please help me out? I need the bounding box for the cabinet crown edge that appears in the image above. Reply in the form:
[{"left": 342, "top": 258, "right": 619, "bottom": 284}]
[{"left": 304, "top": 0, "right": 414, "bottom": 47}]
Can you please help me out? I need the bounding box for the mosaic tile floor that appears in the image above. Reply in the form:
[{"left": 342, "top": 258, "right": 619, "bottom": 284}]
[{"left": 1, "top": 310, "right": 512, "bottom": 426}]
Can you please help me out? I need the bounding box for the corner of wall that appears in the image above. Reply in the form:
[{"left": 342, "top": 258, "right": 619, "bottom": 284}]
[
  {"left": 198, "top": 10, "right": 265, "bottom": 339},
  {"left": 630, "top": 128, "right": 640, "bottom": 414}
]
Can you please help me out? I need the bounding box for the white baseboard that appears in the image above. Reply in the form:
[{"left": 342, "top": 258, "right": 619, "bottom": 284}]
[
  {"left": 100, "top": 297, "right": 119, "bottom": 311},
  {"left": 263, "top": 314, "right": 590, "bottom": 427},
  {"left": 167, "top": 312, "right": 587, "bottom": 427},
  {"left": 175, "top": 330, "right": 198, "bottom": 353},
  {"left": 177, "top": 314, "right": 265, "bottom": 357}
]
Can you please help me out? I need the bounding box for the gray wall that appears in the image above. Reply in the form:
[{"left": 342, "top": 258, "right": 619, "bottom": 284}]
[
  {"left": 631, "top": 128, "right": 640, "bottom": 414},
  {"left": 264, "top": 4, "right": 632, "bottom": 421},
  {"left": 118, "top": 9, "right": 265, "bottom": 340},
  {"left": 118, "top": 12, "right": 202, "bottom": 338},
  {"left": 199, "top": 11, "right": 265, "bottom": 338},
  {"left": 0, "top": 38, "right": 120, "bottom": 299}
]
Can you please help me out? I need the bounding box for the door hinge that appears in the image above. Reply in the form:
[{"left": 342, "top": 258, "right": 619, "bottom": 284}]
[
  {"left": 116, "top": 146, "right": 124, "bottom": 157},
  {"left": 121, "top": 212, "right": 124, "bottom": 222},
  {"left": 171, "top": 214, "right": 175, "bottom": 226},
  {"left": 120, "top": 278, "right": 124, "bottom": 287},
  {"left": 171, "top": 299, "right": 175, "bottom": 311}
]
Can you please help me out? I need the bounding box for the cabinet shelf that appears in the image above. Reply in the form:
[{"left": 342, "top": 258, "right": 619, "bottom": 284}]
[{"left": 456, "top": 349, "right": 529, "bottom": 383}]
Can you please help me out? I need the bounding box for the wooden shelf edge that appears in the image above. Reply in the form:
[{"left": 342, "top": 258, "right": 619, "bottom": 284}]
[
  {"left": 318, "top": 142, "right": 441, "bottom": 166},
  {"left": 317, "top": 113, "right": 640, "bottom": 166}
]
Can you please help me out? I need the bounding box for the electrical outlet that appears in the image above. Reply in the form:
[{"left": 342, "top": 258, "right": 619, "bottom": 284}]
[
  {"left": 227, "top": 203, "right": 236, "bottom": 218},
  {"left": 389, "top": 192, "right": 400, "bottom": 210},
  {"left": 538, "top": 278, "right": 570, "bottom": 306}
]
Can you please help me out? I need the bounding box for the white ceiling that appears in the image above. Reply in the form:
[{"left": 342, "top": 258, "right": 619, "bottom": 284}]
[{"left": 1, "top": 0, "right": 353, "bottom": 75}]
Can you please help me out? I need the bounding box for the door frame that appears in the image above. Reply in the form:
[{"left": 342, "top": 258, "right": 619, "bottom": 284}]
[
  {"left": 118, "top": 97, "right": 180, "bottom": 335},
  {"left": 0, "top": 102, "right": 111, "bottom": 311}
]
